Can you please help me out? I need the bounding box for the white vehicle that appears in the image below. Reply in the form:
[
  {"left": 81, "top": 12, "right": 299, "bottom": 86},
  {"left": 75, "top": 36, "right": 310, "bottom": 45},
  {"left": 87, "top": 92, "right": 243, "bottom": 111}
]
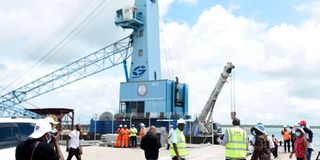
[{"left": 0, "top": 118, "right": 39, "bottom": 160}]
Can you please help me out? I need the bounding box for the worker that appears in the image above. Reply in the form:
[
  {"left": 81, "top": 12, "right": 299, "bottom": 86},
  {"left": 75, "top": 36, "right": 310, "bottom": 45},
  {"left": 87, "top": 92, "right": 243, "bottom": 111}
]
[
  {"left": 167, "top": 125, "right": 174, "bottom": 150},
  {"left": 281, "top": 126, "right": 291, "bottom": 152},
  {"left": 217, "top": 118, "right": 247, "bottom": 160},
  {"left": 139, "top": 123, "right": 147, "bottom": 140},
  {"left": 122, "top": 125, "right": 130, "bottom": 148},
  {"left": 130, "top": 124, "right": 138, "bottom": 148},
  {"left": 298, "top": 120, "right": 313, "bottom": 160},
  {"left": 169, "top": 118, "right": 187, "bottom": 160},
  {"left": 115, "top": 124, "right": 123, "bottom": 148}
]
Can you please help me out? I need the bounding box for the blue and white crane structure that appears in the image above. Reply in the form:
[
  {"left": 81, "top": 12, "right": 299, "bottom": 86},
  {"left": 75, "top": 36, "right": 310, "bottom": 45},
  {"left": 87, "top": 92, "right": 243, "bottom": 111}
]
[
  {"left": 0, "top": 0, "right": 189, "bottom": 119},
  {"left": 0, "top": 36, "right": 132, "bottom": 117},
  {"left": 116, "top": 0, "right": 188, "bottom": 119}
]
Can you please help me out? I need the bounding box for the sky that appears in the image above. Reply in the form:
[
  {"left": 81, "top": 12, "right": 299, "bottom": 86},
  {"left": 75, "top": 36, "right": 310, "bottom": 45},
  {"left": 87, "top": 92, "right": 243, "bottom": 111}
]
[{"left": 0, "top": 0, "right": 320, "bottom": 126}]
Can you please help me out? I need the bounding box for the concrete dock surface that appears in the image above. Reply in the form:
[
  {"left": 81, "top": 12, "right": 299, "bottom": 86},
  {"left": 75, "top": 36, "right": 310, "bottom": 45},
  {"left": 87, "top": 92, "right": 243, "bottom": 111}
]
[{"left": 61, "top": 144, "right": 305, "bottom": 160}]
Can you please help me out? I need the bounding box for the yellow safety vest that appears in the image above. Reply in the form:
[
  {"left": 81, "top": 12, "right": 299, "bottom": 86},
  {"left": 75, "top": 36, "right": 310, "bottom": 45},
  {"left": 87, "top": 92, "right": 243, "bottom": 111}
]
[
  {"left": 130, "top": 128, "right": 137, "bottom": 137},
  {"left": 169, "top": 129, "right": 188, "bottom": 157},
  {"left": 226, "top": 127, "right": 247, "bottom": 159}
]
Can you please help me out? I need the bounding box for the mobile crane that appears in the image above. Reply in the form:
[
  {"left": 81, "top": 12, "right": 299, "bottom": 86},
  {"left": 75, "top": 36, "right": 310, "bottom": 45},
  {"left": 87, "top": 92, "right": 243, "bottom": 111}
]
[{"left": 193, "top": 62, "right": 235, "bottom": 137}]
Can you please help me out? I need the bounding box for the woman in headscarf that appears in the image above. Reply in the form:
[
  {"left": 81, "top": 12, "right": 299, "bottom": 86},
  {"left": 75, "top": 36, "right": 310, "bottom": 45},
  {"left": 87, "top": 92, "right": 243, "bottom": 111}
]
[
  {"left": 290, "top": 128, "right": 308, "bottom": 160},
  {"left": 250, "top": 123, "right": 271, "bottom": 160}
]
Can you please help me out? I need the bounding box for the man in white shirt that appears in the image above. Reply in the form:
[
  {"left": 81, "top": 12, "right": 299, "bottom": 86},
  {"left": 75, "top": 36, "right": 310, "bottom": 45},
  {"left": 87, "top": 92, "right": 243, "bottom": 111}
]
[
  {"left": 167, "top": 125, "right": 174, "bottom": 150},
  {"left": 66, "top": 124, "right": 82, "bottom": 160}
]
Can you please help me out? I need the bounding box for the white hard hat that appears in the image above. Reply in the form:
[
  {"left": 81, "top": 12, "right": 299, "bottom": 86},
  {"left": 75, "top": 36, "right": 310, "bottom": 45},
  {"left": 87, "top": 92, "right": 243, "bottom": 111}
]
[
  {"left": 177, "top": 118, "right": 186, "bottom": 124},
  {"left": 119, "top": 124, "right": 123, "bottom": 127},
  {"left": 124, "top": 125, "right": 127, "bottom": 128},
  {"left": 44, "top": 116, "right": 59, "bottom": 125},
  {"left": 29, "top": 120, "right": 52, "bottom": 139},
  {"left": 140, "top": 123, "right": 145, "bottom": 127}
]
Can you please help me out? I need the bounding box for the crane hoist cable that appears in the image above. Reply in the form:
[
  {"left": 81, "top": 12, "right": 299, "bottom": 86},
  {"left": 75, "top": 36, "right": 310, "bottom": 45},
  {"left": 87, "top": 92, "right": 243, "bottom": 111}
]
[
  {"left": 1, "top": 0, "right": 91, "bottom": 85},
  {"left": 2, "top": 0, "right": 112, "bottom": 92},
  {"left": 160, "top": 20, "right": 173, "bottom": 80},
  {"left": 163, "top": 20, "right": 175, "bottom": 80},
  {"left": 230, "top": 68, "right": 236, "bottom": 119}
]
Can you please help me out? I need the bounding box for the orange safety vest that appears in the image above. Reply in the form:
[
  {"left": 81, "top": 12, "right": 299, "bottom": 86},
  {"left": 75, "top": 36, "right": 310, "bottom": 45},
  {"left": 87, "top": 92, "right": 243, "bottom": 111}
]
[
  {"left": 122, "top": 128, "right": 130, "bottom": 139},
  {"left": 117, "top": 128, "right": 123, "bottom": 136},
  {"left": 283, "top": 130, "right": 291, "bottom": 140},
  {"left": 140, "top": 127, "right": 146, "bottom": 138}
]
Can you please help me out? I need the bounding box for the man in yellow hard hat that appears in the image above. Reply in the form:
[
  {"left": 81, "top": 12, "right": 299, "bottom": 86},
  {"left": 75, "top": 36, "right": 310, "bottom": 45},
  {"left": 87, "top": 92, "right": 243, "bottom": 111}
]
[{"left": 169, "top": 118, "right": 187, "bottom": 160}]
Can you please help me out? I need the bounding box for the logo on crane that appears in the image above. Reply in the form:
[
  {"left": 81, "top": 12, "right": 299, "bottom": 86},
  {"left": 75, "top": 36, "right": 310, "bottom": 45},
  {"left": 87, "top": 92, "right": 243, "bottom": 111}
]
[{"left": 132, "top": 65, "right": 146, "bottom": 78}]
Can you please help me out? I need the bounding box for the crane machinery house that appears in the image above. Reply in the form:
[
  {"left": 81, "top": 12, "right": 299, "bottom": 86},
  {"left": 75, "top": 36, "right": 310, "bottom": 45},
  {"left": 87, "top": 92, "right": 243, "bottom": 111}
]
[{"left": 115, "top": 0, "right": 188, "bottom": 119}]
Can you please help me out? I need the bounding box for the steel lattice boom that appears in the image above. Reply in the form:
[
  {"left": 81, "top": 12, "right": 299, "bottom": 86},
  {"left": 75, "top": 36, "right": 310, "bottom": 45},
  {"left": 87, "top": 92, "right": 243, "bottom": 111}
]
[{"left": 0, "top": 35, "right": 132, "bottom": 117}]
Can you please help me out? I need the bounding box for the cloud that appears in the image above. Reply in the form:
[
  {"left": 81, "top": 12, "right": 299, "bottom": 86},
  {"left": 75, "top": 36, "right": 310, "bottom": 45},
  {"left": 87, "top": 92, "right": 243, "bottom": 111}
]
[
  {"left": 178, "top": 0, "right": 198, "bottom": 6},
  {"left": 160, "top": 5, "right": 320, "bottom": 125},
  {"left": 0, "top": 63, "right": 4, "bottom": 70},
  {"left": 0, "top": 0, "right": 132, "bottom": 64},
  {"left": 294, "top": 1, "right": 320, "bottom": 19},
  {"left": 159, "top": 0, "right": 175, "bottom": 17},
  {"left": 1, "top": 1, "right": 320, "bottom": 126}
]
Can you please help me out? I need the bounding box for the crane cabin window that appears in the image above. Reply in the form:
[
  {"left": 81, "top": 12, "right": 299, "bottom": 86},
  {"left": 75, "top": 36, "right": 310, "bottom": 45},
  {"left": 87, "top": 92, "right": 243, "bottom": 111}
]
[{"left": 138, "top": 49, "right": 143, "bottom": 56}]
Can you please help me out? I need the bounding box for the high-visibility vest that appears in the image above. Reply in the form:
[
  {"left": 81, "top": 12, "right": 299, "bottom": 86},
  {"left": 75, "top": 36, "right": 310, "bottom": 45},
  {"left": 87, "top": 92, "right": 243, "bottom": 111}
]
[
  {"left": 140, "top": 127, "right": 146, "bottom": 138},
  {"left": 130, "top": 128, "right": 137, "bottom": 137},
  {"left": 225, "top": 127, "right": 247, "bottom": 159},
  {"left": 116, "top": 128, "right": 123, "bottom": 136},
  {"left": 122, "top": 128, "right": 130, "bottom": 138},
  {"left": 283, "top": 131, "right": 291, "bottom": 140},
  {"left": 169, "top": 129, "right": 188, "bottom": 157}
]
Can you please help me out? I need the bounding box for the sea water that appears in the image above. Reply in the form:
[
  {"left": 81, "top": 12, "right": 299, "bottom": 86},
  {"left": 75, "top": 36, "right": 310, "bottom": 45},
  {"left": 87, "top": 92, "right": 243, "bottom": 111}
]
[
  {"left": 265, "top": 127, "right": 320, "bottom": 150},
  {"left": 221, "top": 127, "right": 320, "bottom": 150}
]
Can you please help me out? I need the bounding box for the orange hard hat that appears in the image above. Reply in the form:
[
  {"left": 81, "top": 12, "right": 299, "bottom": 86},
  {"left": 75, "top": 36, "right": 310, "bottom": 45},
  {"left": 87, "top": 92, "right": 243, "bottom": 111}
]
[{"left": 298, "top": 120, "right": 307, "bottom": 126}]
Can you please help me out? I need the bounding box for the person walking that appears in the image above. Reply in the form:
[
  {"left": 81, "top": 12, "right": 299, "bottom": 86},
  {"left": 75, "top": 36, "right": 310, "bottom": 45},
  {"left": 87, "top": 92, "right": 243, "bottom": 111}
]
[
  {"left": 281, "top": 126, "right": 291, "bottom": 152},
  {"left": 140, "top": 126, "right": 161, "bottom": 160},
  {"left": 66, "top": 124, "right": 82, "bottom": 160},
  {"left": 115, "top": 124, "right": 123, "bottom": 147},
  {"left": 16, "top": 120, "right": 64, "bottom": 160},
  {"left": 122, "top": 125, "right": 130, "bottom": 148},
  {"left": 167, "top": 125, "right": 174, "bottom": 150},
  {"left": 217, "top": 118, "right": 247, "bottom": 160},
  {"left": 169, "top": 118, "right": 188, "bottom": 160},
  {"left": 139, "top": 123, "right": 147, "bottom": 140},
  {"left": 289, "top": 128, "right": 307, "bottom": 160},
  {"left": 299, "top": 120, "right": 313, "bottom": 160},
  {"left": 271, "top": 134, "right": 279, "bottom": 159},
  {"left": 290, "top": 126, "right": 296, "bottom": 152},
  {"left": 130, "top": 124, "right": 138, "bottom": 148},
  {"left": 250, "top": 123, "right": 271, "bottom": 160},
  {"left": 44, "top": 116, "right": 61, "bottom": 152}
]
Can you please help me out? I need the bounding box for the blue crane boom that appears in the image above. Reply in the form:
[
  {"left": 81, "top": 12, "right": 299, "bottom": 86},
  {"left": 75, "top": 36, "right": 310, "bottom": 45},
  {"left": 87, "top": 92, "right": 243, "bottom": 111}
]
[{"left": 0, "top": 35, "right": 132, "bottom": 117}]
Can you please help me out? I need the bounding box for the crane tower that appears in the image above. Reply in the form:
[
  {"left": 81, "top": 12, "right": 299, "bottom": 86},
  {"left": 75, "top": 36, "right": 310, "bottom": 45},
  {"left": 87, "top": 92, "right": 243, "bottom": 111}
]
[{"left": 115, "top": 0, "right": 188, "bottom": 119}]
